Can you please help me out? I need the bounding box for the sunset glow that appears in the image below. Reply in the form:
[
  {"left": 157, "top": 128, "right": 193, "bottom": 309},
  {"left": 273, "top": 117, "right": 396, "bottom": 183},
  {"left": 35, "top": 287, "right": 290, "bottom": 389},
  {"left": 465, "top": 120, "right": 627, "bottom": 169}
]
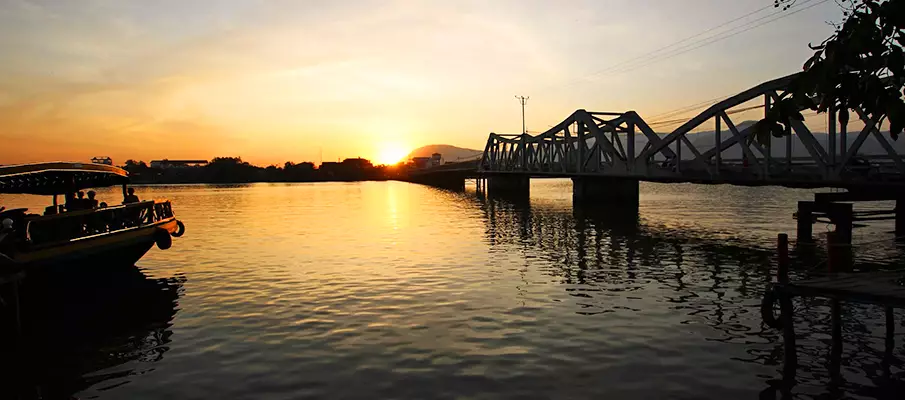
[
  {"left": 376, "top": 143, "right": 409, "bottom": 165},
  {"left": 0, "top": 1, "right": 844, "bottom": 166}
]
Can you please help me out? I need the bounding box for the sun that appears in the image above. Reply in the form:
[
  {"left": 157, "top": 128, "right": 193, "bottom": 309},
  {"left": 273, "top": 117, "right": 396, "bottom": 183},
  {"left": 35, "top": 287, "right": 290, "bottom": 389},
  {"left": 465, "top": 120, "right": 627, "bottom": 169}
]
[{"left": 375, "top": 143, "right": 409, "bottom": 165}]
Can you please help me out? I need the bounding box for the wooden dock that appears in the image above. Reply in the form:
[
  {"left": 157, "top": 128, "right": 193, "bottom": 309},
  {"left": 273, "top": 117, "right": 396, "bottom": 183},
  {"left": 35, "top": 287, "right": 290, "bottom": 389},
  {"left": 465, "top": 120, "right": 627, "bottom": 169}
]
[
  {"left": 779, "top": 272, "right": 905, "bottom": 307},
  {"left": 765, "top": 270, "right": 904, "bottom": 388}
]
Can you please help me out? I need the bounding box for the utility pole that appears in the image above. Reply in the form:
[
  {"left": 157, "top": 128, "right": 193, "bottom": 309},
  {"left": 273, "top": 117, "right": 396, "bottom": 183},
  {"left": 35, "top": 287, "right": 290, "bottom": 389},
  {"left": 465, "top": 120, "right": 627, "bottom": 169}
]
[{"left": 515, "top": 95, "right": 529, "bottom": 134}]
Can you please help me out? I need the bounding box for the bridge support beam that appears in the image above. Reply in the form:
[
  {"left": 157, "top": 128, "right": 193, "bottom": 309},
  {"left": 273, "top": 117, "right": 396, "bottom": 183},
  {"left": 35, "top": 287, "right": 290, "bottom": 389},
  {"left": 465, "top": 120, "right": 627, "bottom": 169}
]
[
  {"left": 487, "top": 175, "right": 530, "bottom": 199},
  {"left": 571, "top": 177, "right": 639, "bottom": 209}
]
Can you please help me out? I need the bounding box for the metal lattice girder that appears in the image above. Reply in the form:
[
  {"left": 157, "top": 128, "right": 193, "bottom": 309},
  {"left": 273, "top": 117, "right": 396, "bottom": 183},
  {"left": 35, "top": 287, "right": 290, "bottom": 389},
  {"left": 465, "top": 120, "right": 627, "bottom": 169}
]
[{"left": 477, "top": 73, "right": 905, "bottom": 188}]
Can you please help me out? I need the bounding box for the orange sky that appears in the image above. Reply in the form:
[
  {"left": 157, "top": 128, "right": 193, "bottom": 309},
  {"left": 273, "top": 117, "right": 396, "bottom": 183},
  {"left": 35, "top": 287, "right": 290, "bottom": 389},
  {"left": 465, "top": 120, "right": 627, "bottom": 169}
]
[{"left": 0, "top": 0, "right": 844, "bottom": 166}]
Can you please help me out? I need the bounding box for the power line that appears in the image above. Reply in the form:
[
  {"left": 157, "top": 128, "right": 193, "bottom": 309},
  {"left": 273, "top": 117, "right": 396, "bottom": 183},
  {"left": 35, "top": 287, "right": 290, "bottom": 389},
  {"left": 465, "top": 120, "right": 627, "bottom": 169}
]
[
  {"left": 582, "top": 3, "right": 782, "bottom": 79},
  {"left": 649, "top": 103, "right": 767, "bottom": 128},
  {"left": 542, "top": 0, "right": 827, "bottom": 93},
  {"left": 604, "top": 0, "right": 828, "bottom": 76},
  {"left": 647, "top": 94, "right": 732, "bottom": 122},
  {"left": 635, "top": 0, "right": 830, "bottom": 128}
]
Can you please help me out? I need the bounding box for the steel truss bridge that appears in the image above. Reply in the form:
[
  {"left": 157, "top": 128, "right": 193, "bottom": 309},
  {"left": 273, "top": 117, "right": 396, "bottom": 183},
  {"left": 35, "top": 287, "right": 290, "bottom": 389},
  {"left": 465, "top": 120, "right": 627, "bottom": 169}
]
[{"left": 477, "top": 73, "right": 905, "bottom": 189}]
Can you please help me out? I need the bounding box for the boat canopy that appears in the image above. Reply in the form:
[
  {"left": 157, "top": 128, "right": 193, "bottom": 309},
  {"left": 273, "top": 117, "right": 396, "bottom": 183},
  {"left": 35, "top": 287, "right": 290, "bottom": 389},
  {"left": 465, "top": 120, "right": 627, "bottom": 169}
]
[{"left": 0, "top": 162, "right": 129, "bottom": 195}]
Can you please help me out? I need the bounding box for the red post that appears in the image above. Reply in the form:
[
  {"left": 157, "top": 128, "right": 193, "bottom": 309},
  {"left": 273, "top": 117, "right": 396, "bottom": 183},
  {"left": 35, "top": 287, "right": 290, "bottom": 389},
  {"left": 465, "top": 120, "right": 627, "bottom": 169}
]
[{"left": 826, "top": 231, "right": 852, "bottom": 272}]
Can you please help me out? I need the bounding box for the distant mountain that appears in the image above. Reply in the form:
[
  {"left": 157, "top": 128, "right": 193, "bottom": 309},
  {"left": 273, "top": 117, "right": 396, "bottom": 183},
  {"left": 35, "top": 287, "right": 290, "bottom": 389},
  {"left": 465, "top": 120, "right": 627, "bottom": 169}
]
[
  {"left": 601, "top": 120, "right": 905, "bottom": 160},
  {"left": 406, "top": 145, "right": 482, "bottom": 163},
  {"left": 682, "top": 120, "right": 905, "bottom": 159}
]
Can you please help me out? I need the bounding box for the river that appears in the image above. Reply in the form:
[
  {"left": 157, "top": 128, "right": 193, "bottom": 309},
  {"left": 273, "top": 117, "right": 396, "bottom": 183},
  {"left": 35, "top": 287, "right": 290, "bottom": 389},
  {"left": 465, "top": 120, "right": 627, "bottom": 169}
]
[{"left": 2, "top": 180, "right": 904, "bottom": 399}]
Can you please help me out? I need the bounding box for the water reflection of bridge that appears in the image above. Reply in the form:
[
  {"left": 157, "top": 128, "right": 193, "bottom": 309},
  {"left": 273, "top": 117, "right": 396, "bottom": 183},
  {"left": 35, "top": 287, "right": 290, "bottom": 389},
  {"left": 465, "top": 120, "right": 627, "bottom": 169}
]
[
  {"left": 0, "top": 266, "right": 184, "bottom": 398},
  {"left": 477, "top": 196, "right": 904, "bottom": 398}
]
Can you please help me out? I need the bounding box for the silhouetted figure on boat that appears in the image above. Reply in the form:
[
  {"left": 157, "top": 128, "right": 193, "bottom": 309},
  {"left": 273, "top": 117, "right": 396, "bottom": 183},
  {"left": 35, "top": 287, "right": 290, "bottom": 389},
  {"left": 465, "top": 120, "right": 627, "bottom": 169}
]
[
  {"left": 67, "top": 191, "right": 87, "bottom": 211},
  {"left": 86, "top": 191, "right": 99, "bottom": 209},
  {"left": 123, "top": 188, "right": 140, "bottom": 204}
]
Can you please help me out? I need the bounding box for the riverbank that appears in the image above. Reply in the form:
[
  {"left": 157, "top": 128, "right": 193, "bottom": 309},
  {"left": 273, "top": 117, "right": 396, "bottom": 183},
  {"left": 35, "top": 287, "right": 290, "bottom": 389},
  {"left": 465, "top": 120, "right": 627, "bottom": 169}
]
[{"left": 123, "top": 156, "right": 407, "bottom": 184}]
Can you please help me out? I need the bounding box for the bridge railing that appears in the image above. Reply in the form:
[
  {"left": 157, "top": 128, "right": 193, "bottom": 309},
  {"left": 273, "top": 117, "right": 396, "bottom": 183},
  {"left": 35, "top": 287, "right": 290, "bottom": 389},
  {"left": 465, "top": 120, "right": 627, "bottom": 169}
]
[{"left": 479, "top": 73, "right": 905, "bottom": 187}]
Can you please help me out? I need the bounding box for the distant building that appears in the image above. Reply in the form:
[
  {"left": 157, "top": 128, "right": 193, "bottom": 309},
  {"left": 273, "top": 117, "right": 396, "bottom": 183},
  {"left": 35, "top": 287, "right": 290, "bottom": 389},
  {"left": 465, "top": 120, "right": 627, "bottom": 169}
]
[
  {"left": 341, "top": 157, "right": 373, "bottom": 169},
  {"left": 287, "top": 162, "right": 315, "bottom": 172},
  {"left": 430, "top": 153, "right": 442, "bottom": 167},
  {"left": 91, "top": 156, "right": 113, "bottom": 165},
  {"left": 318, "top": 161, "right": 341, "bottom": 176},
  {"left": 150, "top": 159, "right": 209, "bottom": 169},
  {"left": 412, "top": 157, "right": 431, "bottom": 169}
]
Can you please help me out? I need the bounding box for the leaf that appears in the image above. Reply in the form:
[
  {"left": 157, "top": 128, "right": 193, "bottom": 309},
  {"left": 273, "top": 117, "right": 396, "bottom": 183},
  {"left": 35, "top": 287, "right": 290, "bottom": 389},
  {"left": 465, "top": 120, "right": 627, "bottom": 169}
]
[
  {"left": 803, "top": 53, "right": 820, "bottom": 71},
  {"left": 771, "top": 122, "right": 786, "bottom": 138},
  {"left": 888, "top": 102, "right": 905, "bottom": 141}
]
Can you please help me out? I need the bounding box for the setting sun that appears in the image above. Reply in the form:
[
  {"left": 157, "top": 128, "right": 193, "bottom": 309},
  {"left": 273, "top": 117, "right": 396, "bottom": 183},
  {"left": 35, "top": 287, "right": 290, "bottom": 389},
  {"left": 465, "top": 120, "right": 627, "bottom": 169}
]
[{"left": 375, "top": 143, "right": 409, "bottom": 165}]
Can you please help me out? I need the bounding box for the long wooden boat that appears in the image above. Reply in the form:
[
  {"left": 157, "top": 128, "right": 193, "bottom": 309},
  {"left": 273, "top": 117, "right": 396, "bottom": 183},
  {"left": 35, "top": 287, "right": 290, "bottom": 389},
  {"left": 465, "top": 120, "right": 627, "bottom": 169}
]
[{"left": 0, "top": 162, "right": 185, "bottom": 271}]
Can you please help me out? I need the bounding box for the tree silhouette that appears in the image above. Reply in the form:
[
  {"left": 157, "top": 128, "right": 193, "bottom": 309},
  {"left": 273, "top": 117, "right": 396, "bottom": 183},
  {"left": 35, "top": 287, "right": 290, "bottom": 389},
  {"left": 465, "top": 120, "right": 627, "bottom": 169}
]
[{"left": 759, "top": 0, "right": 904, "bottom": 144}]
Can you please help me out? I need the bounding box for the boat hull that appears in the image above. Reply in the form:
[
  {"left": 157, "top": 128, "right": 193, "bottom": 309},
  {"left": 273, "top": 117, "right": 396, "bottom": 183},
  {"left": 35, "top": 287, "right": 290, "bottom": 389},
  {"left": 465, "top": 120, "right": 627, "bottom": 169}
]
[{"left": 5, "top": 219, "right": 178, "bottom": 272}]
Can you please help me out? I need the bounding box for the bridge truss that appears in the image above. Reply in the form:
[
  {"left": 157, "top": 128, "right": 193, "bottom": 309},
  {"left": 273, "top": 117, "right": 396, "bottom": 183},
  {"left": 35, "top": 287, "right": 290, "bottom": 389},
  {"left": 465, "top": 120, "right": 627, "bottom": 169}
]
[{"left": 478, "top": 74, "right": 905, "bottom": 188}]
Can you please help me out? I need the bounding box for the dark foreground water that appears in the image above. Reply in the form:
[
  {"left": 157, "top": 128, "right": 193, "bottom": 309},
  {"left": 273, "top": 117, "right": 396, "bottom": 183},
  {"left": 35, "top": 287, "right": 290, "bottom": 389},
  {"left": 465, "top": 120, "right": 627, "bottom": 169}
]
[{"left": 2, "top": 181, "right": 905, "bottom": 399}]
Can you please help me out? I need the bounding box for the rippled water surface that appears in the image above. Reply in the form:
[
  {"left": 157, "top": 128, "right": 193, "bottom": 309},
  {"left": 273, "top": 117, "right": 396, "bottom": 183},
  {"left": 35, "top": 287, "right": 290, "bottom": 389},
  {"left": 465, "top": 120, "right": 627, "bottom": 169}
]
[{"left": 3, "top": 181, "right": 905, "bottom": 399}]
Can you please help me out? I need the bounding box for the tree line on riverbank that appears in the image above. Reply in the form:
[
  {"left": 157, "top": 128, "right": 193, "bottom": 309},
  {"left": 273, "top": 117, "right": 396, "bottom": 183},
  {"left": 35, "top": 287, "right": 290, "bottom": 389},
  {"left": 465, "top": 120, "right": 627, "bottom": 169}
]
[{"left": 122, "top": 157, "right": 407, "bottom": 184}]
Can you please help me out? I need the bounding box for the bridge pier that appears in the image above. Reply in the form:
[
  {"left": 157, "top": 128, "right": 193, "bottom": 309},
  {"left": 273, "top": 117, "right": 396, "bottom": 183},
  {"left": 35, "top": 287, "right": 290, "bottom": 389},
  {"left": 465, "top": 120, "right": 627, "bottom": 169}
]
[
  {"left": 797, "top": 200, "right": 853, "bottom": 244},
  {"left": 487, "top": 175, "right": 530, "bottom": 199},
  {"left": 572, "top": 177, "right": 639, "bottom": 209},
  {"left": 797, "top": 201, "right": 814, "bottom": 243}
]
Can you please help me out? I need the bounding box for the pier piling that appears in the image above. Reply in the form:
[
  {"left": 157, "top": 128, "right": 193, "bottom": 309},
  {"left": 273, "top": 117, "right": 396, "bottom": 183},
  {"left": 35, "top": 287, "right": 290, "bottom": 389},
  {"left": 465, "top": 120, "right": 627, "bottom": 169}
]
[
  {"left": 777, "top": 233, "right": 789, "bottom": 284},
  {"left": 796, "top": 201, "right": 814, "bottom": 243}
]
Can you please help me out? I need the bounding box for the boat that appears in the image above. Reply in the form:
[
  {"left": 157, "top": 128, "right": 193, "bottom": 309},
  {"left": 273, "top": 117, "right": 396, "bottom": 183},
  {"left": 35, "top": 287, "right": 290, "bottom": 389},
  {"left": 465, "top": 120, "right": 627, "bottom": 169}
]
[{"left": 0, "top": 162, "right": 185, "bottom": 271}]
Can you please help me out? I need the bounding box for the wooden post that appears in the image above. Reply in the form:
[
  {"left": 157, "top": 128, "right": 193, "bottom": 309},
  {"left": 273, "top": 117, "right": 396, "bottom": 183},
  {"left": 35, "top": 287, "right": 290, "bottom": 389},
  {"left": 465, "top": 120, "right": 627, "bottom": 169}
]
[
  {"left": 828, "top": 202, "right": 854, "bottom": 244},
  {"left": 676, "top": 136, "right": 682, "bottom": 173},
  {"left": 797, "top": 201, "right": 814, "bottom": 243},
  {"left": 777, "top": 233, "right": 789, "bottom": 284},
  {"left": 827, "top": 231, "right": 853, "bottom": 272},
  {"left": 715, "top": 117, "right": 721, "bottom": 175}
]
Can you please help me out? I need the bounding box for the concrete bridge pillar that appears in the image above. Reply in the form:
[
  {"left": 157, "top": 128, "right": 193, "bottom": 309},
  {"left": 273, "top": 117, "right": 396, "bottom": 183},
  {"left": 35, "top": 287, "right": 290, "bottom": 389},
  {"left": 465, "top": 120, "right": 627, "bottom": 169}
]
[
  {"left": 571, "top": 177, "right": 639, "bottom": 208},
  {"left": 488, "top": 175, "right": 530, "bottom": 199}
]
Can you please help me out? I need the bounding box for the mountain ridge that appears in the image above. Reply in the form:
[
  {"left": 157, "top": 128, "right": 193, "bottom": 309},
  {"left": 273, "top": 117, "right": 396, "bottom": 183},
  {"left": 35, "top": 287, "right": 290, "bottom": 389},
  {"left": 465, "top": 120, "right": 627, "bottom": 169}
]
[{"left": 405, "top": 144, "right": 482, "bottom": 163}]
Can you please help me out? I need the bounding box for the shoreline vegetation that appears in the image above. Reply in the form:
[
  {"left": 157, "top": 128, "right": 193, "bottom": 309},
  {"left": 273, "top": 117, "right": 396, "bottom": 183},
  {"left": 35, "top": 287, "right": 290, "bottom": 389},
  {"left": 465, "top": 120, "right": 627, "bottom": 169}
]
[{"left": 122, "top": 157, "right": 409, "bottom": 184}]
